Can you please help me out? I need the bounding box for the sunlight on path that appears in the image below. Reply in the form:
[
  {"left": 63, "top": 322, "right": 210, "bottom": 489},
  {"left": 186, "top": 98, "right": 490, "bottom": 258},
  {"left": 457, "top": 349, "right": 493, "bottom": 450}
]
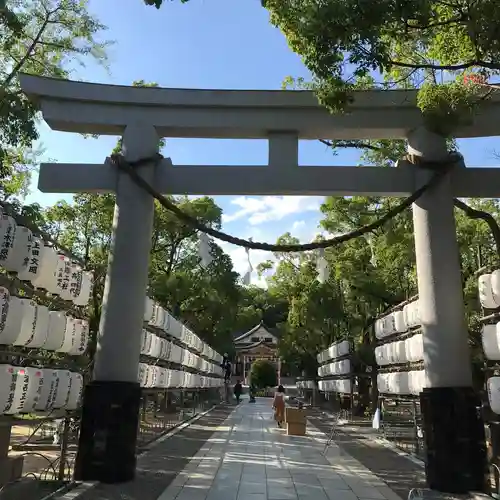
[{"left": 158, "top": 399, "right": 402, "bottom": 500}]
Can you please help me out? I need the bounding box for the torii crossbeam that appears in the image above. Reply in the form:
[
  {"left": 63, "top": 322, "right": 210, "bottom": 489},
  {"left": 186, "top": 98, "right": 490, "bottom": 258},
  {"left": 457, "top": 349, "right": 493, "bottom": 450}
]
[{"left": 20, "top": 74, "right": 500, "bottom": 491}]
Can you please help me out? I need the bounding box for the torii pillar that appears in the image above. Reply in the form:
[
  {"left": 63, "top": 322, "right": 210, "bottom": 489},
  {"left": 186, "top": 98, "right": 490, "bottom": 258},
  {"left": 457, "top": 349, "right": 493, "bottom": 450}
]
[
  {"left": 408, "top": 127, "right": 486, "bottom": 493},
  {"left": 74, "top": 124, "right": 159, "bottom": 483}
]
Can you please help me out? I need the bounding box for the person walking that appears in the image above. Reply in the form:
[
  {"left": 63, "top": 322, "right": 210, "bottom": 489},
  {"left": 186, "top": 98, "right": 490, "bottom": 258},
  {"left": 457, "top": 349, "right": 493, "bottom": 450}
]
[
  {"left": 273, "top": 385, "right": 286, "bottom": 427},
  {"left": 234, "top": 380, "right": 242, "bottom": 404}
]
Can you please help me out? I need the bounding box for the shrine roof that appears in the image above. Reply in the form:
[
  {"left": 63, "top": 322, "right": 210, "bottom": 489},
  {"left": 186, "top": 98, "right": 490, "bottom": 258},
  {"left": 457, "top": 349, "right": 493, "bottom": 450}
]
[
  {"left": 236, "top": 339, "right": 277, "bottom": 352},
  {"left": 233, "top": 321, "right": 277, "bottom": 343}
]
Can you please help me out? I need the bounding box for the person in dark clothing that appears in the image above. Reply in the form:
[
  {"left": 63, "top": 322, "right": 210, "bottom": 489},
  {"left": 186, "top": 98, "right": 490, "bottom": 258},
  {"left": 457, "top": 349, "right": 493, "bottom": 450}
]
[
  {"left": 234, "top": 380, "right": 242, "bottom": 403},
  {"left": 221, "top": 353, "right": 232, "bottom": 383}
]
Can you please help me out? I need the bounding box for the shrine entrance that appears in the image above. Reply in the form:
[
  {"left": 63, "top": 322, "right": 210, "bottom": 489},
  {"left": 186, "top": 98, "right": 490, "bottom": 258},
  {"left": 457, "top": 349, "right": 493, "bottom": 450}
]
[
  {"left": 19, "top": 73, "right": 500, "bottom": 492},
  {"left": 233, "top": 322, "right": 281, "bottom": 384}
]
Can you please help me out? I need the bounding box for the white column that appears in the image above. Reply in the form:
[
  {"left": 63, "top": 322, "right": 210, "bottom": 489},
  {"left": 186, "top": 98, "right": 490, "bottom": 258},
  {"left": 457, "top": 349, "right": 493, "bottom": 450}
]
[
  {"left": 93, "top": 124, "right": 158, "bottom": 382},
  {"left": 408, "top": 126, "right": 471, "bottom": 388}
]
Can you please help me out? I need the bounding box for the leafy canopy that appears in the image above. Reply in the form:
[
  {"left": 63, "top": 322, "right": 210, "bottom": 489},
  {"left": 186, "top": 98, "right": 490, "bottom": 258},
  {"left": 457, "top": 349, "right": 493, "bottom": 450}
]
[
  {"left": 0, "top": 0, "right": 110, "bottom": 198},
  {"left": 264, "top": 0, "right": 500, "bottom": 133}
]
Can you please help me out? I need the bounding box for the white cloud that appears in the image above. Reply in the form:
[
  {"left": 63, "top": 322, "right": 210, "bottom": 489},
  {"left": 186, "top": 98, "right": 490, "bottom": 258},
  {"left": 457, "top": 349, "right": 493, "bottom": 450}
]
[
  {"left": 292, "top": 220, "right": 306, "bottom": 230},
  {"left": 222, "top": 196, "right": 324, "bottom": 225}
]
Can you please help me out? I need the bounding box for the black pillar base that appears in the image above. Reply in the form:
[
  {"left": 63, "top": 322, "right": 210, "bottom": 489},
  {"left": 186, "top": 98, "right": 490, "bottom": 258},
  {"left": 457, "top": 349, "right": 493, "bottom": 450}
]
[
  {"left": 420, "top": 387, "right": 487, "bottom": 493},
  {"left": 74, "top": 380, "right": 141, "bottom": 484}
]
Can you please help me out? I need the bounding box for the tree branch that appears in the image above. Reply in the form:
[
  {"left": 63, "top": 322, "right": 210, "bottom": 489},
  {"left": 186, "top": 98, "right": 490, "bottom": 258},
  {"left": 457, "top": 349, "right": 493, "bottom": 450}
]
[{"left": 453, "top": 198, "right": 500, "bottom": 261}]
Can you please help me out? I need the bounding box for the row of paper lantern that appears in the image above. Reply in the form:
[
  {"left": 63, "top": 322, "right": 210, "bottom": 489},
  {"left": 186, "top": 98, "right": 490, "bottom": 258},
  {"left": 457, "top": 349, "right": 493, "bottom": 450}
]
[
  {"left": 140, "top": 331, "right": 223, "bottom": 375},
  {"left": 317, "top": 359, "right": 351, "bottom": 377},
  {"left": 478, "top": 278, "right": 500, "bottom": 414},
  {"left": 144, "top": 298, "right": 222, "bottom": 364},
  {"left": 375, "top": 334, "right": 424, "bottom": 366},
  {"left": 377, "top": 370, "right": 427, "bottom": 396},
  {"left": 0, "top": 292, "right": 88, "bottom": 355},
  {"left": 0, "top": 365, "right": 83, "bottom": 415},
  {"left": 0, "top": 211, "right": 92, "bottom": 305},
  {"left": 479, "top": 271, "right": 500, "bottom": 309},
  {"left": 316, "top": 340, "right": 350, "bottom": 364},
  {"left": 296, "top": 380, "right": 315, "bottom": 390},
  {"left": 318, "top": 378, "right": 352, "bottom": 394},
  {"left": 138, "top": 363, "right": 224, "bottom": 389},
  {"left": 374, "top": 301, "right": 421, "bottom": 340}
]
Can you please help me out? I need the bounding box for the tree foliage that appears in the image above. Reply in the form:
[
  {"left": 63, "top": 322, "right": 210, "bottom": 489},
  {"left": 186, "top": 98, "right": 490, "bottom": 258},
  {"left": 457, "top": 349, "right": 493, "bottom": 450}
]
[
  {"left": 265, "top": 0, "right": 500, "bottom": 134},
  {"left": 0, "top": 0, "right": 110, "bottom": 198},
  {"left": 250, "top": 359, "right": 278, "bottom": 389}
]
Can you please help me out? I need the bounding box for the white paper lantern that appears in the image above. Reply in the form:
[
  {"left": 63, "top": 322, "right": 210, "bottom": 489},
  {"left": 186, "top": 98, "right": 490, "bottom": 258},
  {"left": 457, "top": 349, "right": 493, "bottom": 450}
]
[
  {"left": 2, "top": 226, "right": 32, "bottom": 273},
  {"left": 68, "top": 319, "right": 89, "bottom": 356},
  {"left": 12, "top": 302, "right": 40, "bottom": 347},
  {"left": 491, "top": 270, "right": 500, "bottom": 307},
  {"left": 57, "top": 316, "right": 79, "bottom": 353},
  {"left": 52, "top": 370, "right": 72, "bottom": 409},
  {"left": 23, "top": 304, "right": 50, "bottom": 348},
  {"left": 0, "top": 215, "right": 17, "bottom": 267},
  {"left": 488, "top": 377, "right": 500, "bottom": 414},
  {"left": 0, "top": 297, "right": 36, "bottom": 346},
  {"left": 43, "top": 311, "right": 67, "bottom": 350},
  {"left": 158, "top": 367, "right": 167, "bottom": 388},
  {"left": 0, "top": 287, "right": 9, "bottom": 333},
  {"left": 35, "top": 369, "right": 60, "bottom": 411},
  {"left": 3, "top": 367, "right": 44, "bottom": 415},
  {"left": 0, "top": 365, "right": 18, "bottom": 413},
  {"left": 66, "top": 372, "right": 84, "bottom": 410},
  {"left": 138, "top": 363, "right": 148, "bottom": 387},
  {"left": 144, "top": 297, "right": 154, "bottom": 322},
  {"left": 479, "top": 274, "right": 498, "bottom": 309},
  {"left": 44, "top": 254, "right": 70, "bottom": 295},
  {"left": 148, "top": 335, "right": 162, "bottom": 358},
  {"left": 169, "top": 344, "right": 183, "bottom": 364},
  {"left": 19, "top": 367, "right": 44, "bottom": 413},
  {"left": 408, "top": 334, "right": 424, "bottom": 363},
  {"left": 482, "top": 324, "right": 500, "bottom": 361},
  {"left": 73, "top": 272, "right": 92, "bottom": 306},
  {"left": 338, "top": 340, "right": 350, "bottom": 357},
  {"left": 394, "top": 311, "right": 407, "bottom": 333},
  {"left": 167, "top": 317, "right": 182, "bottom": 339},
  {"left": 59, "top": 262, "right": 79, "bottom": 301},
  {"left": 17, "top": 237, "right": 43, "bottom": 283},
  {"left": 161, "top": 340, "right": 172, "bottom": 360},
  {"left": 31, "top": 245, "right": 58, "bottom": 292},
  {"left": 395, "top": 341, "right": 407, "bottom": 364},
  {"left": 140, "top": 330, "right": 152, "bottom": 356}
]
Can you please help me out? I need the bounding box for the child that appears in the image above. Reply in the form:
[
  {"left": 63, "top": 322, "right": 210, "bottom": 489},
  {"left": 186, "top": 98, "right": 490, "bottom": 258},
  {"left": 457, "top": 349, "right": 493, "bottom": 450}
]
[{"left": 234, "top": 380, "right": 242, "bottom": 404}]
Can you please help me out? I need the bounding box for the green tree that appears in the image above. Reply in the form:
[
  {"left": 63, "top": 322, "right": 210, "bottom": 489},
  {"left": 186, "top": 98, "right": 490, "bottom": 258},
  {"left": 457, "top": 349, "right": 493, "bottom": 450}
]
[
  {"left": 0, "top": 0, "right": 110, "bottom": 198},
  {"left": 264, "top": 0, "right": 500, "bottom": 134},
  {"left": 250, "top": 359, "right": 278, "bottom": 389}
]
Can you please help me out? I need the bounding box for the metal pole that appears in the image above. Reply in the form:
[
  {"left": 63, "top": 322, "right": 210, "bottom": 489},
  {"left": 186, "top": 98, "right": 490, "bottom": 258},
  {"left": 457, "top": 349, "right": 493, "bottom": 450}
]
[
  {"left": 75, "top": 124, "right": 159, "bottom": 484},
  {"left": 408, "top": 126, "right": 486, "bottom": 493}
]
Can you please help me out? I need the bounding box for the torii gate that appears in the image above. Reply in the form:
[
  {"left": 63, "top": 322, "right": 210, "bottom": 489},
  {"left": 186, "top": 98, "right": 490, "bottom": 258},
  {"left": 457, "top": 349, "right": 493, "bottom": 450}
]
[{"left": 20, "top": 74, "right": 500, "bottom": 491}]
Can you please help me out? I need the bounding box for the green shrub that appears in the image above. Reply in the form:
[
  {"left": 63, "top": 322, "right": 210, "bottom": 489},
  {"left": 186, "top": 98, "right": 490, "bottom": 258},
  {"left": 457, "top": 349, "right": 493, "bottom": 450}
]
[{"left": 249, "top": 360, "right": 278, "bottom": 389}]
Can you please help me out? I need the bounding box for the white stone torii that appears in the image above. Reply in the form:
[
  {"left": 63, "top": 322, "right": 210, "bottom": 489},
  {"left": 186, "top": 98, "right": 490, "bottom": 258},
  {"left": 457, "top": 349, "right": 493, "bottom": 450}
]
[{"left": 20, "top": 74, "right": 500, "bottom": 488}]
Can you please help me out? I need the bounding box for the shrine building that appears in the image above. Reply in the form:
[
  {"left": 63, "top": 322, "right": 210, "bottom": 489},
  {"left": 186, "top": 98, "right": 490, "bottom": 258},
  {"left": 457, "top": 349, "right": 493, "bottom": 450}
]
[{"left": 233, "top": 322, "right": 281, "bottom": 384}]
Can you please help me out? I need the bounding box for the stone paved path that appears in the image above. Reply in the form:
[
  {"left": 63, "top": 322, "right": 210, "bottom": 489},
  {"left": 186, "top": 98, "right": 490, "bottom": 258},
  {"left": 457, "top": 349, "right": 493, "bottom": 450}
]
[
  {"left": 307, "top": 410, "right": 426, "bottom": 500},
  {"left": 158, "top": 399, "right": 403, "bottom": 500},
  {"left": 72, "top": 404, "right": 236, "bottom": 500}
]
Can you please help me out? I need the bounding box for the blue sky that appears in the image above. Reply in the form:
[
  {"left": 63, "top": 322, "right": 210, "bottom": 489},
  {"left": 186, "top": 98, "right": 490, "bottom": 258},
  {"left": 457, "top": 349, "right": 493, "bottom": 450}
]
[{"left": 26, "top": 0, "right": 500, "bottom": 284}]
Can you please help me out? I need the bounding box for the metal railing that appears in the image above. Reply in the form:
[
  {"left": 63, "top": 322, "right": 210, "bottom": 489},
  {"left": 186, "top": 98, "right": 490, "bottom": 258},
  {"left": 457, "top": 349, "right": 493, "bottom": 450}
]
[{"left": 0, "top": 387, "right": 222, "bottom": 500}]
